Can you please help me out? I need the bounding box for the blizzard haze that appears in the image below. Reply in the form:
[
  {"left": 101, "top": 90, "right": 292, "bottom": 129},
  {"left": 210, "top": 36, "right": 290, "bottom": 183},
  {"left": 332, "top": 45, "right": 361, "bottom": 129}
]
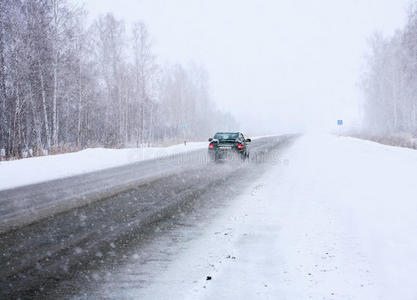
[
  {"left": 3, "top": 0, "right": 417, "bottom": 297},
  {"left": 83, "top": 0, "right": 408, "bottom": 134}
]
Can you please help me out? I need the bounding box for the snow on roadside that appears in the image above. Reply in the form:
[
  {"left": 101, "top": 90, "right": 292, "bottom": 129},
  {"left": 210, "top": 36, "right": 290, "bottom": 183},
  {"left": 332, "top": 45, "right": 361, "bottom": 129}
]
[
  {"left": 0, "top": 142, "right": 206, "bottom": 191},
  {"left": 134, "top": 134, "right": 417, "bottom": 299}
]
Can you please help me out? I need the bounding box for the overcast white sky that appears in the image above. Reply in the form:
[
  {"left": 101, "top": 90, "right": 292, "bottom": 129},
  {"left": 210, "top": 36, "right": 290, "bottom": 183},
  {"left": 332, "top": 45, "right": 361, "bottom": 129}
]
[{"left": 82, "top": 0, "right": 409, "bottom": 134}]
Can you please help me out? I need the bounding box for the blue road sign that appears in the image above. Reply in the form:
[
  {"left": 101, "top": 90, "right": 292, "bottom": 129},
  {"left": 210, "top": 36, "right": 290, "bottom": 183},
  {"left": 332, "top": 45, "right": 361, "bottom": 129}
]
[{"left": 337, "top": 120, "right": 343, "bottom": 126}]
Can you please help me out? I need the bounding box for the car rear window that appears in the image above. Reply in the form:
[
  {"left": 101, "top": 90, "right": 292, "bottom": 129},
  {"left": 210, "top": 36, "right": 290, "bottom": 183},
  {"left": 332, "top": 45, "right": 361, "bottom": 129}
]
[{"left": 214, "top": 133, "right": 238, "bottom": 140}]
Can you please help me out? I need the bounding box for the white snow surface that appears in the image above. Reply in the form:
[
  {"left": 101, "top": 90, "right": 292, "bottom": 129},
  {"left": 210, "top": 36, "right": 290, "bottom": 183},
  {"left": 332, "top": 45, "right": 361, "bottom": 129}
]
[
  {"left": 135, "top": 134, "right": 417, "bottom": 299},
  {"left": 0, "top": 142, "right": 206, "bottom": 191}
]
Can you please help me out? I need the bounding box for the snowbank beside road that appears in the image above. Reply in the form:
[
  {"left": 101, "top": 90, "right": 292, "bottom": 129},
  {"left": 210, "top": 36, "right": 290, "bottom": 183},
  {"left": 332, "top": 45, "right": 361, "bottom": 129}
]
[
  {"left": 0, "top": 142, "right": 206, "bottom": 191},
  {"left": 133, "top": 134, "right": 417, "bottom": 299}
]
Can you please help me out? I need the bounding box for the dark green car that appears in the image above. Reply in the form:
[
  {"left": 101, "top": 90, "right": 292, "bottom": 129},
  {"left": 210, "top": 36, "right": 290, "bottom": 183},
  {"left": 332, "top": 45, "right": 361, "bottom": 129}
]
[{"left": 208, "top": 132, "right": 251, "bottom": 161}]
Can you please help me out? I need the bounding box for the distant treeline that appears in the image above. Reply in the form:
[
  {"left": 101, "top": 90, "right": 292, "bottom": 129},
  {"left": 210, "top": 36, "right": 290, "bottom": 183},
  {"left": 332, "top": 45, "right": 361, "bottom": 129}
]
[
  {"left": 0, "top": 0, "right": 236, "bottom": 159},
  {"left": 362, "top": 4, "right": 417, "bottom": 136}
]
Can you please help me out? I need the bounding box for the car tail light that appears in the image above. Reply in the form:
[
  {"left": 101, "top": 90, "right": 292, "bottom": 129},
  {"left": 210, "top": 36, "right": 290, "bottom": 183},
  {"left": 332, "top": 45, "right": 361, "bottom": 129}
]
[
  {"left": 209, "top": 142, "right": 214, "bottom": 149},
  {"left": 237, "top": 143, "right": 243, "bottom": 150}
]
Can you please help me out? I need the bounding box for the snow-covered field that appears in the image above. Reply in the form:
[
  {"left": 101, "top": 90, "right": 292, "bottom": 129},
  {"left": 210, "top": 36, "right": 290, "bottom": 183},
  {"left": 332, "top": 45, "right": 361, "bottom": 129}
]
[
  {"left": 134, "top": 134, "right": 417, "bottom": 299},
  {"left": 0, "top": 142, "right": 206, "bottom": 191}
]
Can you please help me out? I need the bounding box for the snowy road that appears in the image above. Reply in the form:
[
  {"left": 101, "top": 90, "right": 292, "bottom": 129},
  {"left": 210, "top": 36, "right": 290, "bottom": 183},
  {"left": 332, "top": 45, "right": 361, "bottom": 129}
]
[
  {"left": 3, "top": 134, "right": 417, "bottom": 299},
  {"left": 0, "top": 135, "right": 294, "bottom": 298},
  {"left": 66, "top": 134, "right": 416, "bottom": 300},
  {"left": 0, "top": 145, "right": 208, "bottom": 233}
]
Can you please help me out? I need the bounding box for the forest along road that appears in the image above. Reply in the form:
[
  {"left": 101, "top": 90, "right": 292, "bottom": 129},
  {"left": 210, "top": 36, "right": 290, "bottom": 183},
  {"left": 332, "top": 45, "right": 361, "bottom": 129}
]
[{"left": 0, "top": 135, "right": 296, "bottom": 299}]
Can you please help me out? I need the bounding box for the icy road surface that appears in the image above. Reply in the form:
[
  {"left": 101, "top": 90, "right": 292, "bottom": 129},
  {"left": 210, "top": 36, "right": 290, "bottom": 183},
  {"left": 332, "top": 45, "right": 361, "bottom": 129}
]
[
  {"left": 0, "top": 135, "right": 294, "bottom": 298},
  {"left": 72, "top": 134, "right": 417, "bottom": 300}
]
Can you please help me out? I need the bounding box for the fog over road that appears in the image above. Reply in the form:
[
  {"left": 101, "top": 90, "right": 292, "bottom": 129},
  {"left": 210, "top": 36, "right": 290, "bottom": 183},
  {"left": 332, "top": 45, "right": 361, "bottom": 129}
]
[{"left": 0, "top": 135, "right": 295, "bottom": 299}]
